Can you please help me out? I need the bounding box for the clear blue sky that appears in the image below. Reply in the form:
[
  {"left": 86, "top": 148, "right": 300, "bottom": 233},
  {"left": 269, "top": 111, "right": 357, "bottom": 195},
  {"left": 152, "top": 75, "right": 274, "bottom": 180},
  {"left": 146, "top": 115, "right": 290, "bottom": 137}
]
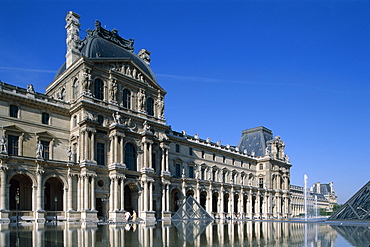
[{"left": 0, "top": 0, "right": 369, "bottom": 204}]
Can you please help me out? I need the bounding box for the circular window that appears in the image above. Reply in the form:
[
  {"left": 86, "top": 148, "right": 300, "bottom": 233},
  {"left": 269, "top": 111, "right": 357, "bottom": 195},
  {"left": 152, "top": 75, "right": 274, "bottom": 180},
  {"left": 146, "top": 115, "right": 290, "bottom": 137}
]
[{"left": 97, "top": 179, "right": 104, "bottom": 187}]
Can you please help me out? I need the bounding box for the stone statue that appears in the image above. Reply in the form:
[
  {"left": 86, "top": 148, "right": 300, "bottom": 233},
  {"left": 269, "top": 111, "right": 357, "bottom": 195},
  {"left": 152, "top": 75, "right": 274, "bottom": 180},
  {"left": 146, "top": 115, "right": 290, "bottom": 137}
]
[
  {"left": 265, "top": 148, "right": 270, "bottom": 156},
  {"left": 142, "top": 120, "right": 150, "bottom": 132},
  {"left": 0, "top": 136, "right": 7, "bottom": 154},
  {"left": 36, "top": 141, "right": 43, "bottom": 159},
  {"left": 126, "top": 65, "right": 131, "bottom": 77},
  {"left": 110, "top": 80, "right": 117, "bottom": 101},
  {"left": 132, "top": 68, "right": 137, "bottom": 79},
  {"left": 27, "top": 84, "right": 35, "bottom": 93},
  {"left": 137, "top": 89, "right": 145, "bottom": 112},
  {"left": 82, "top": 70, "right": 91, "bottom": 92},
  {"left": 112, "top": 112, "right": 123, "bottom": 125},
  {"left": 156, "top": 92, "right": 165, "bottom": 119},
  {"left": 285, "top": 154, "right": 290, "bottom": 163},
  {"left": 67, "top": 146, "right": 72, "bottom": 161},
  {"left": 243, "top": 149, "right": 248, "bottom": 155},
  {"left": 251, "top": 150, "right": 255, "bottom": 156}
]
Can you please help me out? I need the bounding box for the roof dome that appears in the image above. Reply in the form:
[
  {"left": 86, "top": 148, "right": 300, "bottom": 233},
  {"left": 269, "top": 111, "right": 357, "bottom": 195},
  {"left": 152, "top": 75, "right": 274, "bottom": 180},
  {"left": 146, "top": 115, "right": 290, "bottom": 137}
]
[{"left": 55, "top": 20, "right": 155, "bottom": 81}]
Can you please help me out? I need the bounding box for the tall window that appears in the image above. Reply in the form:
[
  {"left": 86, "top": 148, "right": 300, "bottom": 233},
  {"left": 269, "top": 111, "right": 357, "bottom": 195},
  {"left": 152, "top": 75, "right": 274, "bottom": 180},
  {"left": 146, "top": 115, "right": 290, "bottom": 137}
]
[
  {"left": 201, "top": 150, "right": 205, "bottom": 159},
  {"left": 94, "top": 79, "right": 104, "bottom": 100},
  {"left": 125, "top": 143, "right": 136, "bottom": 170},
  {"left": 41, "top": 140, "right": 50, "bottom": 160},
  {"left": 175, "top": 163, "right": 181, "bottom": 177},
  {"left": 42, "top": 112, "right": 50, "bottom": 125},
  {"left": 189, "top": 147, "right": 193, "bottom": 156},
  {"left": 10, "top": 105, "right": 18, "bottom": 118},
  {"left": 146, "top": 98, "right": 154, "bottom": 116},
  {"left": 189, "top": 166, "right": 194, "bottom": 178},
  {"left": 73, "top": 79, "right": 79, "bottom": 100},
  {"left": 201, "top": 168, "right": 205, "bottom": 180},
  {"left": 97, "top": 143, "right": 105, "bottom": 166},
  {"left": 73, "top": 143, "right": 77, "bottom": 162},
  {"left": 175, "top": 144, "right": 180, "bottom": 153},
  {"left": 259, "top": 178, "right": 264, "bottom": 189},
  {"left": 8, "top": 135, "right": 19, "bottom": 156},
  {"left": 123, "top": 89, "right": 131, "bottom": 109}
]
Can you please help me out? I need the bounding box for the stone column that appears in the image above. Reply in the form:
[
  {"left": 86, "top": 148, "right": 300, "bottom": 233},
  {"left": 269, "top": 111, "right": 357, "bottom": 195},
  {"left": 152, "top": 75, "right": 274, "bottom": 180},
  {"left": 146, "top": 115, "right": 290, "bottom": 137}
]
[
  {"left": 91, "top": 175, "right": 95, "bottom": 211},
  {"left": 143, "top": 143, "right": 148, "bottom": 167},
  {"left": 143, "top": 181, "right": 148, "bottom": 211},
  {"left": 219, "top": 186, "right": 224, "bottom": 215},
  {"left": 109, "top": 178, "right": 114, "bottom": 212},
  {"left": 161, "top": 184, "right": 166, "bottom": 212},
  {"left": 77, "top": 175, "right": 81, "bottom": 211},
  {"left": 166, "top": 184, "right": 170, "bottom": 212},
  {"left": 0, "top": 167, "right": 6, "bottom": 210},
  {"left": 149, "top": 143, "right": 153, "bottom": 167},
  {"left": 230, "top": 187, "right": 234, "bottom": 215},
  {"left": 35, "top": 168, "right": 44, "bottom": 211},
  {"left": 164, "top": 148, "right": 169, "bottom": 171},
  {"left": 67, "top": 173, "right": 73, "bottom": 211},
  {"left": 120, "top": 178, "right": 124, "bottom": 211},
  {"left": 114, "top": 178, "right": 119, "bottom": 211},
  {"left": 84, "top": 175, "right": 89, "bottom": 210},
  {"left": 91, "top": 132, "right": 95, "bottom": 161},
  {"left": 149, "top": 181, "right": 153, "bottom": 211}
]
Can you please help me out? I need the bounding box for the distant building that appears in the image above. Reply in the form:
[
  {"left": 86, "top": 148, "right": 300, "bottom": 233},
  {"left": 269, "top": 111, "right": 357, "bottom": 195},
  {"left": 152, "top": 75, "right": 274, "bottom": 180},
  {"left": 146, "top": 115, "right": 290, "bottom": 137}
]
[
  {"left": 0, "top": 11, "right": 293, "bottom": 223},
  {"left": 290, "top": 182, "right": 337, "bottom": 217}
]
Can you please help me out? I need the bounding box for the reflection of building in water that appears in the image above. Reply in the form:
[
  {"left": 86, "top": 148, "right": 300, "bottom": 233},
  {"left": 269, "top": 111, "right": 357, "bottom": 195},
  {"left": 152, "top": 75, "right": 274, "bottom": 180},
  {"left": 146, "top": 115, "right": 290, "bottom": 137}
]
[
  {"left": 290, "top": 182, "right": 337, "bottom": 217},
  {"left": 0, "top": 221, "right": 342, "bottom": 246},
  {"left": 0, "top": 11, "right": 292, "bottom": 223}
]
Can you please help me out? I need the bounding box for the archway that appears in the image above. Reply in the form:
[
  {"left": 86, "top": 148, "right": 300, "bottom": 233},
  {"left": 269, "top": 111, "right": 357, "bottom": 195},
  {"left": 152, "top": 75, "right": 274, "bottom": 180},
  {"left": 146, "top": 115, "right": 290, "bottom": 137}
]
[
  {"left": 9, "top": 174, "right": 33, "bottom": 210},
  {"left": 200, "top": 191, "right": 207, "bottom": 209},
  {"left": 212, "top": 192, "right": 218, "bottom": 213},
  {"left": 243, "top": 195, "right": 248, "bottom": 213},
  {"left": 171, "top": 188, "right": 182, "bottom": 212},
  {"left": 186, "top": 190, "right": 194, "bottom": 198},
  {"left": 124, "top": 183, "right": 139, "bottom": 213},
  {"left": 234, "top": 194, "right": 239, "bottom": 213},
  {"left": 223, "top": 193, "right": 229, "bottom": 213},
  {"left": 44, "top": 177, "right": 63, "bottom": 211}
]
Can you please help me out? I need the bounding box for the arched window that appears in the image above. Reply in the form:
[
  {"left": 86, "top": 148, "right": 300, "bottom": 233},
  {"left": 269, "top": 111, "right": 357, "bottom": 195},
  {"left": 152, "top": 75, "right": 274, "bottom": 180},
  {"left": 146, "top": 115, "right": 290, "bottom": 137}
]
[
  {"left": 94, "top": 79, "right": 104, "bottom": 100},
  {"left": 73, "top": 79, "right": 79, "bottom": 100},
  {"left": 123, "top": 89, "right": 131, "bottom": 109},
  {"left": 125, "top": 143, "right": 136, "bottom": 171},
  {"left": 146, "top": 97, "right": 154, "bottom": 116}
]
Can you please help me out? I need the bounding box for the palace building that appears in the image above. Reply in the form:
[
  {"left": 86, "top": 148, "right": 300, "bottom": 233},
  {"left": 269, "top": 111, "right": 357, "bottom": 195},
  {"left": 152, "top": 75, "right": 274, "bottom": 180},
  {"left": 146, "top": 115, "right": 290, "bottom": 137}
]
[{"left": 0, "top": 11, "right": 292, "bottom": 223}]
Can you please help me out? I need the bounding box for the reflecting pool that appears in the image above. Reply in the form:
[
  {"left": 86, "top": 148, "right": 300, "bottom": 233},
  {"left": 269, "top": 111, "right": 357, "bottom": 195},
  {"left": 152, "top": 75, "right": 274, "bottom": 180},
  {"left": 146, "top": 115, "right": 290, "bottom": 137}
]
[{"left": 1, "top": 220, "right": 369, "bottom": 247}]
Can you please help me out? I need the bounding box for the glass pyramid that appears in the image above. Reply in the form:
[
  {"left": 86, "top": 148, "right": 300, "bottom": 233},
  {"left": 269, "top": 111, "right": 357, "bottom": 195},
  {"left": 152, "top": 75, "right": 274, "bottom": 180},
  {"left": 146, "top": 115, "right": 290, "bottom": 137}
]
[
  {"left": 172, "top": 195, "right": 214, "bottom": 221},
  {"left": 329, "top": 181, "right": 370, "bottom": 220}
]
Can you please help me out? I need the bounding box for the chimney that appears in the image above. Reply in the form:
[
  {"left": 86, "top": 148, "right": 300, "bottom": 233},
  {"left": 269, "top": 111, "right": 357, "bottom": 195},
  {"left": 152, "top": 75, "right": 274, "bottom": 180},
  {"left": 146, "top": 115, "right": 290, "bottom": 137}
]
[{"left": 65, "top": 11, "right": 81, "bottom": 69}]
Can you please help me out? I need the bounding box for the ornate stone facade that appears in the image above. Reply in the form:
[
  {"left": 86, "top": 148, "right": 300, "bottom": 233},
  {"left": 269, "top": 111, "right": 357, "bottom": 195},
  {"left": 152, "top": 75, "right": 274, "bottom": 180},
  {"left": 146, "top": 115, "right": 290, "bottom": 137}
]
[{"left": 0, "top": 11, "right": 292, "bottom": 223}]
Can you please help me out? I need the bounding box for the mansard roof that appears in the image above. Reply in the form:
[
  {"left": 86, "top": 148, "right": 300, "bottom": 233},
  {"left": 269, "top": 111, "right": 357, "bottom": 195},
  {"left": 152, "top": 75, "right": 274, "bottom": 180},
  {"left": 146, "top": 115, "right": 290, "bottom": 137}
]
[
  {"left": 237, "top": 126, "right": 273, "bottom": 157},
  {"left": 55, "top": 20, "right": 156, "bottom": 82}
]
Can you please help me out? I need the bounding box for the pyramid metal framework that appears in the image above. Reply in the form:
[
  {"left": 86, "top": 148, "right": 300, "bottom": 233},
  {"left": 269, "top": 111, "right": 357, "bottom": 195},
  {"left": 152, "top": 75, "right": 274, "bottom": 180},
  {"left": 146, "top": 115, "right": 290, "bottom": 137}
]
[
  {"left": 172, "top": 195, "right": 214, "bottom": 221},
  {"left": 329, "top": 181, "right": 370, "bottom": 220},
  {"left": 172, "top": 219, "right": 212, "bottom": 244}
]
